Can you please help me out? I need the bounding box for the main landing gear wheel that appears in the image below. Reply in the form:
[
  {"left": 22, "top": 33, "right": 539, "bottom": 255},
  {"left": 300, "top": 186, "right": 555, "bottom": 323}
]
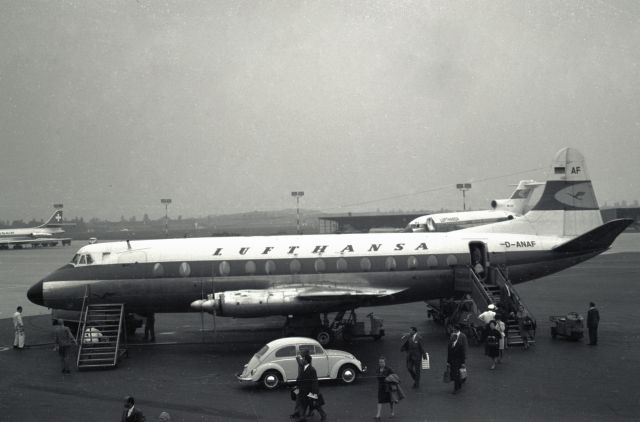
[
  {"left": 261, "top": 370, "right": 282, "bottom": 390},
  {"left": 339, "top": 364, "right": 357, "bottom": 384},
  {"left": 314, "top": 329, "right": 333, "bottom": 346}
]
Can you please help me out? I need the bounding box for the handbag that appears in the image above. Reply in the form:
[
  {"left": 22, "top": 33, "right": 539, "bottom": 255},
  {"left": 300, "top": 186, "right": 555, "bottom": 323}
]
[
  {"left": 459, "top": 367, "right": 467, "bottom": 380},
  {"left": 421, "top": 353, "right": 430, "bottom": 370},
  {"left": 442, "top": 367, "right": 451, "bottom": 383}
]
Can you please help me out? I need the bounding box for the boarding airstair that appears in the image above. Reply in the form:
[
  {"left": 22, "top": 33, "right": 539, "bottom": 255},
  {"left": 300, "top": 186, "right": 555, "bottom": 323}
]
[
  {"left": 76, "top": 301, "right": 127, "bottom": 369},
  {"left": 446, "top": 265, "right": 536, "bottom": 347}
]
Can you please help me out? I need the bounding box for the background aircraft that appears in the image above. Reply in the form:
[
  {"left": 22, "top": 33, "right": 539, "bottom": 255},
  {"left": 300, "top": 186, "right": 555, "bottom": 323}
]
[
  {"left": 27, "top": 149, "right": 631, "bottom": 345},
  {"left": 406, "top": 179, "right": 544, "bottom": 232},
  {"left": 0, "top": 209, "right": 72, "bottom": 249}
]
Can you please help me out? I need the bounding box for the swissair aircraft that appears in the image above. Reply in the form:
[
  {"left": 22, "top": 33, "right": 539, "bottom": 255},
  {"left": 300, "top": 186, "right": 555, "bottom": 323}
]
[
  {"left": 27, "top": 148, "right": 631, "bottom": 342},
  {"left": 406, "top": 180, "right": 544, "bottom": 232},
  {"left": 0, "top": 210, "right": 72, "bottom": 249}
]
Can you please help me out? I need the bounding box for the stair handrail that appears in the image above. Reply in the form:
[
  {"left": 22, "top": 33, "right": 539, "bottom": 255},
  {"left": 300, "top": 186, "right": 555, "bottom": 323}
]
[
  {"left": 493, "top": 266, "right": 536, "bottom": 328},
  {"left": 467, "top": 266, "right": 495, "bottom": 310},
  {"left": 113, "top": 304, "right": 124, "bottom": 366},
  {"left": 76, "top": 284, "right": 90, "bottom": 342},
  {"left": 76, "top": 284, "right": 90, "bottom": 367}
]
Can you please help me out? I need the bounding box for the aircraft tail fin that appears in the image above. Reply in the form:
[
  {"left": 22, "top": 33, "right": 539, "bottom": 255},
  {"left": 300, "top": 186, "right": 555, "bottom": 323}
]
[
  {"left": 491, "top": 179, "right": 544, "bottom": 214},
  {"left": 465, "top": 148, "right": 608, "bottom": 237},
  {"left": 39, "top": 210, "right": 64, "bottom": 227},
  {"left": 527, "top": 147, "right": 603, "bottom": 236}
]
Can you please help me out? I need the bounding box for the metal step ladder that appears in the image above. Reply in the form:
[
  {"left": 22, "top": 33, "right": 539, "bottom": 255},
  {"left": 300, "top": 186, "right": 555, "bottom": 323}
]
[{"left": 77, "top": 303, "right": 126, "bottom": 369}]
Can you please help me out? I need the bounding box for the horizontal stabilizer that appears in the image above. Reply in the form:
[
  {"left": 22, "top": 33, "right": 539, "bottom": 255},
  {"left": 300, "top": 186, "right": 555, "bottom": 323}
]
[{"left": 553, "top": 219, "right": 633, "bottom": 253}]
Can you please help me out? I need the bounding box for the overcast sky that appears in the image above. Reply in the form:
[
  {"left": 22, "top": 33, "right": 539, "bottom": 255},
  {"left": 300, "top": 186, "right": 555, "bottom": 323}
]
[{"left": 1, "top": 0, "right": 638, "bottom": 221}]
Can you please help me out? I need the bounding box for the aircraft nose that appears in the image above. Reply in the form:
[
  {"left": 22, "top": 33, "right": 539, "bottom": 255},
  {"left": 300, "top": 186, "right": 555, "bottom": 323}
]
[{"left": 27, "top": 280, "right": 44, "bottom": 306}]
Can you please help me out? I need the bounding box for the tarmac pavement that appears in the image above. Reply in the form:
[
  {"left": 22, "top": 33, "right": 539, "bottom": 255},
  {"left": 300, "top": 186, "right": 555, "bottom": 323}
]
[{"left": 1, "top": 252, "right": 640, "bottom": 421}]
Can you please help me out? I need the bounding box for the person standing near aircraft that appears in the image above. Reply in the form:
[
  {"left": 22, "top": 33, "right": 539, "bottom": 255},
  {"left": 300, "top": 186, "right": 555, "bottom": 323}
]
[
  {"left": 447, "top": 325, "right": 467, "bottom": 394},
  {"left": 587, "top": 302, "right": 600, "bottom": 345},
  {"left": 53, "top": 319, "right": 77, "bottom": 373},
  {"left": 144, "top": 313, "right": 155, "bottom": 342},
  {"left": 485, "top": 321, "right": 501, "bottom": 370},
  {"left": 495, "top": 314, "right": 506, "bottom": 363},
  {"left": 400, "top": 326, "right": 427, "bottom": 388},
  {"left": 13, "top": 306, "right": 25, "bottom": 350}
]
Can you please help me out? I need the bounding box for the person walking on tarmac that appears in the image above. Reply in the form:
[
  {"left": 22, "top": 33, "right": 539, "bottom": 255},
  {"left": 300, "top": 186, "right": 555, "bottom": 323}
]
[
  {"left": 13, "top": 306, "right": 25, "bottom": 350},
  {"left": 122, "top": 396, "right": 146, "bottom": 422},
  {"left": 400, "top": 326, "right": 427, "bottom": 389},
  {"left": 291, "top": 351, "right": 326, "bottom": 422},
  {"left": 587, "top": 302, "right": 600, "bottom": 345},
  {"left": 447, "top": 325, "right": 467, "bottom": 394},
  {"left": 53, "top": 319, "right": 77, "bottom": 373}
]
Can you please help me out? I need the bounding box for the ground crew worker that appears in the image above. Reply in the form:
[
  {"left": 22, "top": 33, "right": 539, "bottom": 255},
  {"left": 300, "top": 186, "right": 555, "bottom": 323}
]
[
  {"left": 587, "top": 302, "right": 600, "bottom": 345},
  {"left": 13, "top": 306, "right": 25, "bottom": 349},
  {"left": 53, "top": 319, "right": 77, "bottom": 373}
]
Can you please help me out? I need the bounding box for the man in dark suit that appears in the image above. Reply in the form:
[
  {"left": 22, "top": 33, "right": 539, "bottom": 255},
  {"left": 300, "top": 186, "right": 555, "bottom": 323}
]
[
  {"left": 122, "top": 396, "right": 146, "bottom": 422},
  {"left": 401, "top": 326, "right": 427, "bottom": 388},
  {"left": 293, "top": 352, "right": 326, "bottom": 422},
  {"left": 447, "top": 325, "right": 468, "bottom": 394},
  {"left": 587, "top": 302, "right": 600, "bottom": 345}
]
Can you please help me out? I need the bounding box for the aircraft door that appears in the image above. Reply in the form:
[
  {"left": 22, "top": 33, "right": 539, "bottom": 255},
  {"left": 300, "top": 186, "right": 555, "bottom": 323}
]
[{"left": 468, "top": 241, "right": 487, "bottom": 279}]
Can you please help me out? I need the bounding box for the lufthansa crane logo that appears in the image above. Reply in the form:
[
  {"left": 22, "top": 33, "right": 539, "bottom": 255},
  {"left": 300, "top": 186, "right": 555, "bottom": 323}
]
[{"left": 567, "top": 192, "right": 585, "bottom": 201}]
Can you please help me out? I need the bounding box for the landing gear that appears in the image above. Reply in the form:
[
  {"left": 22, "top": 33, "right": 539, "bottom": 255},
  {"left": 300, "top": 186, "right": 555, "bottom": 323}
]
[
  {"left": 282, "top": 310, "right": 385, "bottom": 346},
  {"left": 283, "top": 314, "right": 333, "bottom": 345}
]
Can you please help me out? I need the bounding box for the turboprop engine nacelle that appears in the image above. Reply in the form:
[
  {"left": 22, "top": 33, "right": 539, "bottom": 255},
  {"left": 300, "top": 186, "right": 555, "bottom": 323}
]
[{"left": 190, "top": 289, "right": 345, "bottom": 317}]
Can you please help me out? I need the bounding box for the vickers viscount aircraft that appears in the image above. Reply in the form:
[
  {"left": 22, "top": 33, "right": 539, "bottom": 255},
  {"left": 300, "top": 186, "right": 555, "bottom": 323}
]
[
  {"left": 27, "top": 148, "right": 631, "bottom": 344},
  {"left": 406, "top": 179, "right": 544, "bottom": 232},
  {"left": 0, "top": 209, "right": 72, "bottom": 249}
]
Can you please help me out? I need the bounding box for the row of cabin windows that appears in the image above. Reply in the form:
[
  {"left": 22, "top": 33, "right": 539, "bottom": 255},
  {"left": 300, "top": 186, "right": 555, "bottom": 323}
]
[{"left": 149, "top": 254, "right": 449, "bottom": 278}]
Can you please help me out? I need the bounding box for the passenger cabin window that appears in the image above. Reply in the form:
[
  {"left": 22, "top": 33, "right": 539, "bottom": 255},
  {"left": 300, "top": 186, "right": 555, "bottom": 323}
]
[
  {"left": 245, "top": 261, "right": 256, "bottom": 275},
  {"left": 336, "top": 258, "right": 348, "bottom": 272},
  {"left": 360, "top": 258, "right": 372, "bottom": 272},
  {"left": 265, "top": 260, "right": 276, "bottom": 275},
  {"left": 385, "top": 257, "right": 397, "bottom": 271},
  {"left": 275, "top": 345, "right": 296, "bottom": 358},
  {"left": 314, "top": 259, "right": 326, "bottom": 273},
  {"left": 290, "top": 259, "right": 301, "bottom": 274}
]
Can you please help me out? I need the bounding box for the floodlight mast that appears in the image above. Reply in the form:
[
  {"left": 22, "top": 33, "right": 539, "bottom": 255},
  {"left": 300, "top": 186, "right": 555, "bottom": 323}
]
[
  {"left": 291, "top": 191, "right": 304, "bottom": 234},
  {"left": 456, "top": 183, "right": 472, "bottom": 211}
]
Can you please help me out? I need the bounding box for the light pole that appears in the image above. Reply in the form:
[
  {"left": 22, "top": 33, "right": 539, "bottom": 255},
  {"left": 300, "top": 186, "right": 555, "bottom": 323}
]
[
  {"left": 291, "top": 191, "right": 304, "bottom": 234},
  {"left": 456, "top": 183, "right": 472, "bottom": 211},
  {"left": 160, "top": 198, "right": 172, "bottom": 237}
]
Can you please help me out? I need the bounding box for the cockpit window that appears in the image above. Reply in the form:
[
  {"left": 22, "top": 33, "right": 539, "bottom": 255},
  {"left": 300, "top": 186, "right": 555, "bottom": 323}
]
[{"left": 72, "top": 253, "right": 94, "bottom": 266}]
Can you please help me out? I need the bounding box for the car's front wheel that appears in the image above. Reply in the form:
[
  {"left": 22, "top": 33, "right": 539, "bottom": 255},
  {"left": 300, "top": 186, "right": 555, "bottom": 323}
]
[
  {"left": 338, "top": 364, "right": 358, "bottom": 384},
  {"left": 261, "top": 370, "right": 282, "bottom": 390}
]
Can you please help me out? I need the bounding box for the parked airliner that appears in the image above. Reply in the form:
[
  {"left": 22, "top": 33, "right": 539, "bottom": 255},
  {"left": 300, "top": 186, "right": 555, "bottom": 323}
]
[
  {"left": 0, "top": 210, "right": 71, "bottom": 249},
  {"left": 406, "top": 180, "right": 544, "bottom": 232},
  {"left": 27, "top": 148, "right": 631, "bottom": 343}
]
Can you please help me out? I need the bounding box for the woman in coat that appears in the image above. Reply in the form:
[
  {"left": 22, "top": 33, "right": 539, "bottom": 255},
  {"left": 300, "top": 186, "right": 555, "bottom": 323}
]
[
  {"left": 485, "top": 320, "right": 501, "bottom": 370},
  {"left": 375, "top": 356, "right": 395, "bottom": 420}
]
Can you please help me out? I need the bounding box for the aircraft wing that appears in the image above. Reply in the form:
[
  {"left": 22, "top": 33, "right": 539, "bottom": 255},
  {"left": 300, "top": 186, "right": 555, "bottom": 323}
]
[
  {"left": 295, "top": 285, "right": 406, "bottom": 300},
  {"left": 0, "top": 237, "right": 72, "bottom": 246}
]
